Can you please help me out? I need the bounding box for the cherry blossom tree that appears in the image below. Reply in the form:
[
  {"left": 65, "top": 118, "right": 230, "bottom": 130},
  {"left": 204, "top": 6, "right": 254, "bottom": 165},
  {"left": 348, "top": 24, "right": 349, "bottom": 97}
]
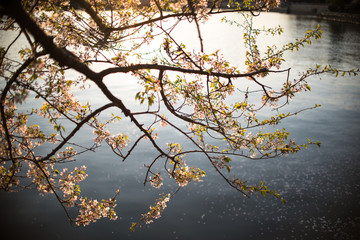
[{"left": 0, "top": 0, "right": 358, "bottom": 230}]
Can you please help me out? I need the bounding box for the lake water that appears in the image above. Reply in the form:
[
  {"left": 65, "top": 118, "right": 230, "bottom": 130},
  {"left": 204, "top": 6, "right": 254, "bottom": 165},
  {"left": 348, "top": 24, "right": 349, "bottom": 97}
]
[{"left": 1, "top": 12, "right": 360, "bottom": 239}]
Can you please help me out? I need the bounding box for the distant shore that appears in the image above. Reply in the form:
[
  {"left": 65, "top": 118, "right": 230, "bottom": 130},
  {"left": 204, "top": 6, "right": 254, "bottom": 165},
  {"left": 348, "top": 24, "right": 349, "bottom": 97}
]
[
  {"left": 272, "top": 2, "right": 328, "bottom": 14},
  {"left": 139, "top": 1, "right": 360, "bottom": 25},
  {"left": 272, "top": 3, "right": 360, "bottom": 25}
]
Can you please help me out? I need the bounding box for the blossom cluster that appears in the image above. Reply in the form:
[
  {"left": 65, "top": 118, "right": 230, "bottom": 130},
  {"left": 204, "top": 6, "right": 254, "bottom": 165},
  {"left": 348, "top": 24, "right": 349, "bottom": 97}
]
[
  {"left": 159, "top": 116, "right": 168, "bottom": 127},
  {"left": 58, "top": 166, "right": 88, "bottom": 206},
  {"left": 149, "top": 173, "right": 163, "bottom": 189},
  {"left": 107, "top": 133, "right": 129, "bottom": 149},
  {"left": 212, "top": 155, "right": 232, "bottom": 172},
  {"left": 26, "top": 161, "right": 55, "bottom": 194},
  {"left": 26, "top": 161, "right": 118, "bottom": 225},
  {"left": 57, "top": 147, "right": 77, "bottom": 161},
  {"left": 75, "top": 197, "right": 118, "bottom": 227},
  {"left": 0, "top": 162, "right": 21, "bottom": 191},
  {"left": 143, "top": 193, "right": 170, "bottom": 224},
  {"left": 93, "top": 122, "right": 111, "bottom": 145},
  {"left": 172, "top": 164, "right": 206, "bottom": 187},
  {"left": 130, "top": 193, "right": 170, "bottom": 231}
]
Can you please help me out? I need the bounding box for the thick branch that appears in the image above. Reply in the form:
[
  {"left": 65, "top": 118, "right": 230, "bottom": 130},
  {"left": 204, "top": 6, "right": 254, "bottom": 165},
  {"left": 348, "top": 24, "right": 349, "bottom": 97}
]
[
  {"left": 99, "top": 64, "right": 269, "bottom": 79},
  {"left": 72, "top": 0, "right": 108, "bottom": 34},
  {"left": 2, "top": 0, "right": 100, "bottom": 81},
  {"left": 2, "top": 0, "right": 135, "bottom": 119}
]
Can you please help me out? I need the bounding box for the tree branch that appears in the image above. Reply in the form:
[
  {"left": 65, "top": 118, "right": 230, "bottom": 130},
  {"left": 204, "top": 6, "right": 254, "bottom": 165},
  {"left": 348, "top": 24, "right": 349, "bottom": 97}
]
[
  {"left": 40, "top": 103, "right": 115, "bottom": 162},
  {"left": 99, "top": 63, "right": 269, "bottom": 79}
]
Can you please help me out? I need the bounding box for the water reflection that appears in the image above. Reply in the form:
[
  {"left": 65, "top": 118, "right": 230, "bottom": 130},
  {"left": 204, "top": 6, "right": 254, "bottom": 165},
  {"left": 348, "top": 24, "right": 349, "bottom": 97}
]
[
  {"left": 326, "top": 20, "right": 360, "bottom": 67},
  {"left": 1, "top": 12, "right": 360, "bottom": 240}
]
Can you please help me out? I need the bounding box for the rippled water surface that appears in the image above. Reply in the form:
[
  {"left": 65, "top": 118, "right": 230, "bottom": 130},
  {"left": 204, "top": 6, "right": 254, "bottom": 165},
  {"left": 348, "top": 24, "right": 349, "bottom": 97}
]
[{"left": 1, "top": 12, "right": 360, "bottom": 239}]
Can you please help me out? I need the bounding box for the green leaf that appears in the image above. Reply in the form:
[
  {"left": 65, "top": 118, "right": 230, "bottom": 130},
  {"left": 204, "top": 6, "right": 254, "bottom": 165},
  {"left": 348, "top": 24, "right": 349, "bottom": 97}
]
[
  {"left": 223, "top": 156, "right": 232, "bottom": 163},
  {"left": 148, "top": 96, "right": 154, "bottom": 106}
]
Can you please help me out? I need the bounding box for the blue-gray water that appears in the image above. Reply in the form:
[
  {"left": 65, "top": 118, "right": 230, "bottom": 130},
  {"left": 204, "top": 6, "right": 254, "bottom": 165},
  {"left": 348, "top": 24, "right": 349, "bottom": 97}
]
[{"left": 1, "top": 12, "right": 360, "bottom": 239}]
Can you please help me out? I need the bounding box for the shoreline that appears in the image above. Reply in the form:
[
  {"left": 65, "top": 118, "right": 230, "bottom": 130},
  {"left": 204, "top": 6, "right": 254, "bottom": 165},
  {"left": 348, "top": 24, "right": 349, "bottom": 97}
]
[{"left": 316, "top": 11, "right": 360, "bottom": 25}]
